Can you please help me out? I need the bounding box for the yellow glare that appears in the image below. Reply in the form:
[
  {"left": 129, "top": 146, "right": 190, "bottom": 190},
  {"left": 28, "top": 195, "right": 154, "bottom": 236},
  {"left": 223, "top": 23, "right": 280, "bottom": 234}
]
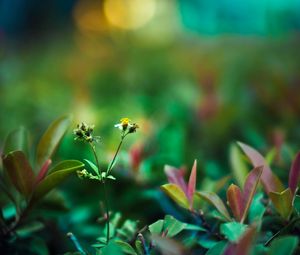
[{"left": 104, "top": 0, "right": 156, "bottom": 30}]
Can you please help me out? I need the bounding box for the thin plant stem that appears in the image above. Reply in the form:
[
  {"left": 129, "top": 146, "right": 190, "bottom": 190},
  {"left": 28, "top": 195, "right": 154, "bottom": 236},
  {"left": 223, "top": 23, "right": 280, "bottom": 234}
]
[
  {"left": 88, "top": 132, "right": 127, "bottom": 245},
  {"left": 89, "top": 143, "right": 102, "bottom": 179},
  {"left": 106, "top": 137, "right": 124, "bottom": 176},
  {"left": 89, "top": 142, "right": 111, "bottom": 244},
  {"left": 103, "top": 182, "right": 110, "bottom": 244},
  {"left": 264, "top": 217, "right": 300, "bottom": 246},
  {"left": 67, "top": 232, "right": 86, "bottom": 255}
]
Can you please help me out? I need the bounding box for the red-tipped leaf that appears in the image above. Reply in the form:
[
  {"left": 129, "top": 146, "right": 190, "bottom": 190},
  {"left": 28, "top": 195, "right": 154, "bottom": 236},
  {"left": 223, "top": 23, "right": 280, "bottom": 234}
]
[
  {"left": 187, "top": 160, "right": 197, "bottom": 207},
  {"left": 35, "top": 159, "right": 52, "bottom": 184},
  {"left": 241, "top": 166, "right": 263, "bottom": 223},
  {"left": 237, "top": 142, "right": 284, "bottom": 193},
  {"left": 164, "top": 165, "right": 188, "bottom": 195},
  {"left": 288, "top": 152, "right": 300, "bottom": 195},
  {"left": 227, "top": 184, "right": 244, "bottom": 221}
]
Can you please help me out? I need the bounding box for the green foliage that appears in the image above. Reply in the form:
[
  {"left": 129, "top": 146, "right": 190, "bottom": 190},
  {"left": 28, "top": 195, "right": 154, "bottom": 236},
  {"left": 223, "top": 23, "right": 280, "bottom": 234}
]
[
  {"left": 196, "top": 191, "right": 231, "bottom": 221},
  {"left": 36, "top": 115, "right": 72, "bottom": 169},
  {"left": 0, "top": 116, "right": 79, "bottom": 254},
  {"left": 3, "top": 150, "right": 35, "bottom": 198},
  {"left": 269, "top": 236, "right": 299, "bottom": 255},
  {"left": 31, "top": 160, "right": 84, "bottom": 204},
  {"left": 220, "top": 222, "right": 247, "bottom": 242},
  {"left": 161, "top": 184, "right": 190, "bottom": 210}
]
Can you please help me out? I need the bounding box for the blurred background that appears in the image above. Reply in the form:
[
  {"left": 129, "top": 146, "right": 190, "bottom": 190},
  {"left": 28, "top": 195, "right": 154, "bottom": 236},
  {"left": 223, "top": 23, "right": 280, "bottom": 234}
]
[{"left": 1, "top": 0, "right": 300, "bottom": 252}]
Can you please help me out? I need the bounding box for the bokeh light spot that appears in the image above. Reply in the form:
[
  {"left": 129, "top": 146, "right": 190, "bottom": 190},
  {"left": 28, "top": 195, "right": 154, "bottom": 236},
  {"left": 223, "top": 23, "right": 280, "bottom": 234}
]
[{"left": 104, "top": 0, "right": 157, "bottom": 30}]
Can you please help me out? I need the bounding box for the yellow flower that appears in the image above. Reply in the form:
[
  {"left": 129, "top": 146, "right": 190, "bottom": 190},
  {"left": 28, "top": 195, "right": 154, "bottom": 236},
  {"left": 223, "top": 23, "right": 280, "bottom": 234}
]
[{"left": 114, "top": 118, "right": 131, "bottom": 131}]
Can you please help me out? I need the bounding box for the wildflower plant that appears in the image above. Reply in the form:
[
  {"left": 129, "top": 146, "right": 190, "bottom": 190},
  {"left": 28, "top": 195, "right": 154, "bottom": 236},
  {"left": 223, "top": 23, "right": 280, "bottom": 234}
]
[{"left": 73, "top": 118, "right": 139, "bottom": 247}]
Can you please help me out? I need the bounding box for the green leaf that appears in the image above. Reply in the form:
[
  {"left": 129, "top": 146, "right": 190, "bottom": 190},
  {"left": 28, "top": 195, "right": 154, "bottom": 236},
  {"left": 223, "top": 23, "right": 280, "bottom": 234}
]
[
  {"left": 198, "top": 237, "right": 219, "bottom": 249},
  {"left": 84, "top": 159, "right": 99, "bottom": 177},
  {"left": 248, "top": 193, "right": 266, "bottom": 226},
  {"left": 106, "top": 175, "right": 116, "bottom": 180},
  {"left": 161, "top": 184, "right": 190, "bottom": 209},
  {"left": 220, "top": 222, "right": 247, "bottom": 242},
  {"left": 230, "top": 143, "right": 248, "bottom": 187},
  {"left": 184, "top": 223, "right": 206, "bottom": 232},
  {"left": 252, "top": 244, "right": 269, "bottom": 255},
  {"left": 149, "top": 215, "right": 206, "bottom": 238},
  {"left": 223, "top": 225, "right": 256, "bottom": 255},
  {"left": 115, "top": 240, "right": 137, "bottom": 255},
  {"left": 135, "top": 240, "right": 144, "bottom": 255},
  {"left": 3, "top": 127, "right": 29, "bottom": 156},
  {"left": 100, "top": 241, "right": 123, "bottom": 255},
  {"left": 149, "top": 219, "right": 164, "bottom": 234},
  {"left": 206, "top": 241, "right": 227, "bottom": 255},
  {"left": 31, "top": 160, "right": 84, "bottom": 204},
  {"left": 36, "top": 115, "right": 71, "bottom": 170},
  {"left": 196, "top": 191, "right": 231, "bottom": 221},
  {"left": 2, "top": 150, "right": 35, "bottom": 198},
  {"left": 269, "top": 188, "right": 293, "bottom": 220},
  {"left": 294, "top": 195, "right": 300, "bottom": 214},
  {"left": 269, "top": 236, "right": 299, "bottom": 255},
  {"left": 16, "top": 221, "right": 44, "bottom": 237},
  {"left": 164, "top": 215, "right": 187, "bottom": 237}
]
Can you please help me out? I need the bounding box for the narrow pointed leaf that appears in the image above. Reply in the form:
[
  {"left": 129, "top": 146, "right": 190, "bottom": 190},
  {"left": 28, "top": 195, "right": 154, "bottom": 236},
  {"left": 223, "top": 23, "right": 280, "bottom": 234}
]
[
  {"left": 230, "top": 143, "right": 248, "bottom": 187},
  {"left": 241, "top": 166, "right": 263, "bottom": 223},
  {"left": 36, "top": 115, "right": 71, "bottom": 170},
  {"left": 237, "top": 142, "right": 284, "bottom": 193},
  {"left": 196, "top": 191, "right": 231, "bottom": 221},
  {"left": 161, "top": 184, "right": 189, "bottom": 210},
  {"left": 2, "top": 150, "right": 35, "bottom": 198},
  {"left": 31, "top": 160, "right": 84, "bottom": 204},
  {"left": 84, "top": 159, "right": 100, "bottom": 177},
  {"left": 3, "top": 127, "right": 29, "bottom": 156},
  {"left": 269, "top": 188, "right": 293, "bottom": 220},
  {"left": 227, "top": 184, "right": 244, "bottom": 221},
  {"left": 288, "top": 152, "right": 300, "bottom": 195},
  {"left": 164, "top": 165, "right": 188, "bottom": 195},
  {"left": 187, "top": 160, "right": 197, "bottom": 206}
]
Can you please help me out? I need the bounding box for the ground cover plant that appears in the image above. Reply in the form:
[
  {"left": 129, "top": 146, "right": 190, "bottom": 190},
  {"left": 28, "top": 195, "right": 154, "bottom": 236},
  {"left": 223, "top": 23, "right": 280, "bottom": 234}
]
[{"left": 1, "top": 115, "right": 300, "bottom": 255}]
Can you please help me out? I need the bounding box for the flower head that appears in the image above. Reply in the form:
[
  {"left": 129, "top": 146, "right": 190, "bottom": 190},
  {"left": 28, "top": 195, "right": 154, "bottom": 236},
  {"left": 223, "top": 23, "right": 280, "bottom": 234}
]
[
  {"left": 73, "top": 122, "right": 100, "bottom": 143},
  {"left": 114, "top": 117, "right": 139, "bottom": 135},
  {"left": 128, "top": 123, "right": 139, "bottom": 133}
]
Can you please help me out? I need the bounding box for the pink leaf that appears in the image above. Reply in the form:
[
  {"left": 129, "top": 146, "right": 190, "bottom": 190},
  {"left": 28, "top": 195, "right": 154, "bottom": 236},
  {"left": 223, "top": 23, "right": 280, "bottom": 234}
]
[
  {"left": 241, "top": 166, "right": 263, "bottom": 223},
  {"left": 187, "top": 160, "right": 197, "bottom": 207},
  {"left": 237, "top": 142, "right": 284, "bottom": 193},
  {"left": 227, "top": 184, "right": 244, "bottom": 221},
  {"left": 35, "top": 159, "right": 52, "bottom": 184},
  {"left": 164, "top": 165, "right": 188, "bottom": 195},
  {"left": 288, "top": 152, "right": 300, "bottom": 195}
]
